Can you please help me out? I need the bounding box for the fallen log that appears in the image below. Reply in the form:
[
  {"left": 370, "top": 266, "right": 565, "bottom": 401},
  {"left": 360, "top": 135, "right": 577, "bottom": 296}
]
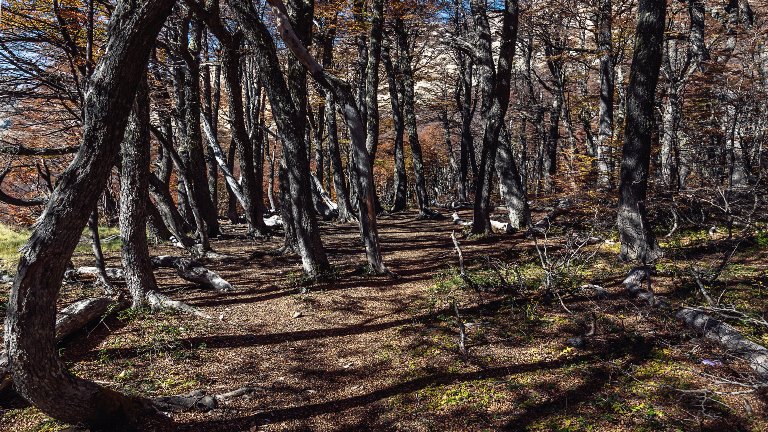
[
  {"left": 490, "top": 220, "right": 515, "bottom": 234},
  {"left": 264, "top": 214, "right": 283, "bottom": 227},
  {"left": 151, "top": 256, "right": 233, "bottom": 292},
  {"left": 66, "top": 266, "right": 125, "bottom": 280},
  {"left": 452, "top": 212, "right": 472, "bottom": 226},
  {"left": 677, "top": 308, "right": 768, "bottom": 380},
  {"left": 69, "top": 258, "right": 234, "bottom": 293},
  {"left": 1, "top": 296, "right": 130, "bottom": 392}
]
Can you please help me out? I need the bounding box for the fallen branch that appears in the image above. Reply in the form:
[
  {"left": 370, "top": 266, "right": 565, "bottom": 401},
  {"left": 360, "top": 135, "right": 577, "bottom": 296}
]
[
  {"left": 451, "top": 231, "right": 476, "bottom": 290},
  {"left": 152, "top": 386, "right": 260, "bottom": 413},
  {"left": 151, "top": 256, "right": 233, "bottom": 292},
  {"left": 0, "top": 296, "right": 130, "bottom": 392},
  {"left": 677, "top": 308, "right": 768, "bottom": 381},
  {"left": 452, "top": 301, "right": 468, "bottom": 360},
  {"left": 69, "top": 258, "right": 234, "bottom": 293}
]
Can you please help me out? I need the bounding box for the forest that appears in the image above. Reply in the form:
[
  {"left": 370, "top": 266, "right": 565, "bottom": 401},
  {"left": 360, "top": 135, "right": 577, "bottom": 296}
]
[{"left": 0, "top": 0, "right": 766, "bottom": 430}]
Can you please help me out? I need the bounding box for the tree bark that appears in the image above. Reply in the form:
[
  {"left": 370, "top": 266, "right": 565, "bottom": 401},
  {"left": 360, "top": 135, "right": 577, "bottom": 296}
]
[
  {"left": 496, "top": 124, "right": 530, "bottom": 230},
  {"left": 3, "top": 1, "right": 174, "bottom": 427},
  {"left": 227, "top": 0, "right": 330, "bottom": 276},
  {"left": 469, "top": 0, "right": 520, "bottom": 235},
  {"left": 326, "top": 94, "right": 355, "bottom": 221},
  {"left": 120, "top": 73, "right": 158, "bottom": 308},
  {"left": 383, "top": 46, "right": 408, "bottom": 212},
  {"left": 394, "top": 17, "right": 431, "bottom": 217},
  {"left": 617, "top": 0, "right": 665, "bottom": 264},
  {"left": 221, "top": 37, "right": 265, "bottom": 235},
  {"left": 364, "top": 0, "right": 384, "bottom": 164},
  {"left": 174, "top": 16, "right": 220, "bottom": 237},
  {"left": 596, "top": 0, "right": 614, "bottom": 189}
]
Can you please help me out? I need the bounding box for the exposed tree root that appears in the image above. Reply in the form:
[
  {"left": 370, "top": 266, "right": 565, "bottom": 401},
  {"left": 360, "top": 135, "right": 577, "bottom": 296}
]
[
  {"left": 623, "top": 267, "right": 667, "bottom": 307},
  {"left": 146, "top": 291, "right": 210, "bottom": 319},
  {"left": 152, "top": 386, "right": 261, "bottom": 413}
]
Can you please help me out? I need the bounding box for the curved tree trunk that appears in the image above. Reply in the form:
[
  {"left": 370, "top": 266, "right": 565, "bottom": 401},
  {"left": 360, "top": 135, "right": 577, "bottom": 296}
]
[
  {"left": 3, "top": 1, "right": 174, "bottom": 427},
  {"left": 617, "top": 0, "right": 665, "bottom": 264}
]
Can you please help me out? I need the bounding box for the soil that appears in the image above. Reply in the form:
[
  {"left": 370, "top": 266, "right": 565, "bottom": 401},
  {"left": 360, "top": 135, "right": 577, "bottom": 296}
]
[{"left": 1, "top": 207, "right": 767, "bottom": 431}]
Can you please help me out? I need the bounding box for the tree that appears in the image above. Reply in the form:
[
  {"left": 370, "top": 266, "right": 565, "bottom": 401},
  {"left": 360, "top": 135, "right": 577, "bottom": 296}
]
[
  {"left": 596, "top": 0, "right": 615, "bottom": 189},
  {"left": 616, "top": 0, "right": 665, "bottom": 264},
  {"left": 241, "top": 0, "right": 389, "bottom": 274},
  {"left": 4, "top": 1, "right": 176, "bottom": 427},
  {"left": 120, "top": 73, "right": 159, "bottom": 308},
  {"left": 469, "top": 0, "right": 520, "bottom": 235},
  {"left": 226, "top": 0, "right": 330, "bottom": 277}
]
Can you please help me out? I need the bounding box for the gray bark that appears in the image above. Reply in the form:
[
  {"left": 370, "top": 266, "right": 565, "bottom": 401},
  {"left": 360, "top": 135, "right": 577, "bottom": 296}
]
[
  {"left": 617, "top": 0, "right": 665, "bottom": 264},
  {"left": 3, "top": 1, "right": 175, "bottom": 427},
  {"left": 120, "top": 73, "right": 158, "bottom": 308}
]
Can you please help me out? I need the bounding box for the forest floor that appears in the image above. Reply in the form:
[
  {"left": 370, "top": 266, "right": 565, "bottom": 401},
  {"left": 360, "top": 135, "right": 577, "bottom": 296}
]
[{"left": 1, "top": 202, "right": 768, "bottom": 431}]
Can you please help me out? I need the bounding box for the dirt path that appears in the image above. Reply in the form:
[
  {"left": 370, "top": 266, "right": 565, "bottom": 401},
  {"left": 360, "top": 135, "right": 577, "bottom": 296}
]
[{"left": 3, "top": 210, "right": 767, "bottom": 431}]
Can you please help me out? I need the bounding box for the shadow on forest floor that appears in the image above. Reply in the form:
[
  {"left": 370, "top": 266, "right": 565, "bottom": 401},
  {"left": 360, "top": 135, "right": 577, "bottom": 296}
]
[{"left": 1, "top": 208, "right": 767, "bottom": 432}]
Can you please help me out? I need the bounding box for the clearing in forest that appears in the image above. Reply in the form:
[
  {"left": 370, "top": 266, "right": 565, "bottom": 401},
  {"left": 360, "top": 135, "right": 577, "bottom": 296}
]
[{"left": 1, "top": 208, "right": 767, "bottom": 431}]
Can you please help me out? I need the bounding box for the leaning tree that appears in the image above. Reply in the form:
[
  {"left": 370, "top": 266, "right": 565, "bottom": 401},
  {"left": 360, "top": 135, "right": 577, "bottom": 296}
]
[{"left": 4, "top": 1, "right": 176, "bottom": 427}]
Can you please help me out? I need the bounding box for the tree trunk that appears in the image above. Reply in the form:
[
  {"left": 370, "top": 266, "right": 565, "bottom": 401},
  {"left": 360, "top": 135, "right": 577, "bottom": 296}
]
[
  {"left": 201, "top": 37, "right": 221, "bottom": 211},
  {"left": 394, "top": 18, "right": 431, "bottom": 216},
  {"left": 176, "top": 18, "right": 220, "bottom": 237},
  {"left": 660, "top": 80, "right": 682, "bottom": 189},
  {"left": 470, "top": 0, "right": 520, "bottom": 235},
  {"left": 326, "top": 94, "right": 355, "bottom": 221},
  {"left": 228, "top": 0, "right": 329, "bottom": 276},
  {"left": 88, "top": 207, "right": 114, "bottom": 294},
  {"left": 226, "top": 139, "right": 239, "bottom": 222},
  {"left": 596, "top": 0, "right": 614, "bottom": 189},
  {"left": 4, "top": 1, "right": 174, "bottom": 427},
  {"left": 383, "top": 47, "right": 408, "bottom": 212},
  {"left": 496, "top": 124, "right": 530, "bottom": 230},
  {"left": 120, "top": 73, "right": 158, "bottom": 308},
  {"left": 364, "top": 0, "right": 384, "bottom": 163},
  {"left": 222, "top": 38, "right": 264, "bottom": 235},
  {"left": 617, "top": 0, "right": 665, "bottom": 264}
]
